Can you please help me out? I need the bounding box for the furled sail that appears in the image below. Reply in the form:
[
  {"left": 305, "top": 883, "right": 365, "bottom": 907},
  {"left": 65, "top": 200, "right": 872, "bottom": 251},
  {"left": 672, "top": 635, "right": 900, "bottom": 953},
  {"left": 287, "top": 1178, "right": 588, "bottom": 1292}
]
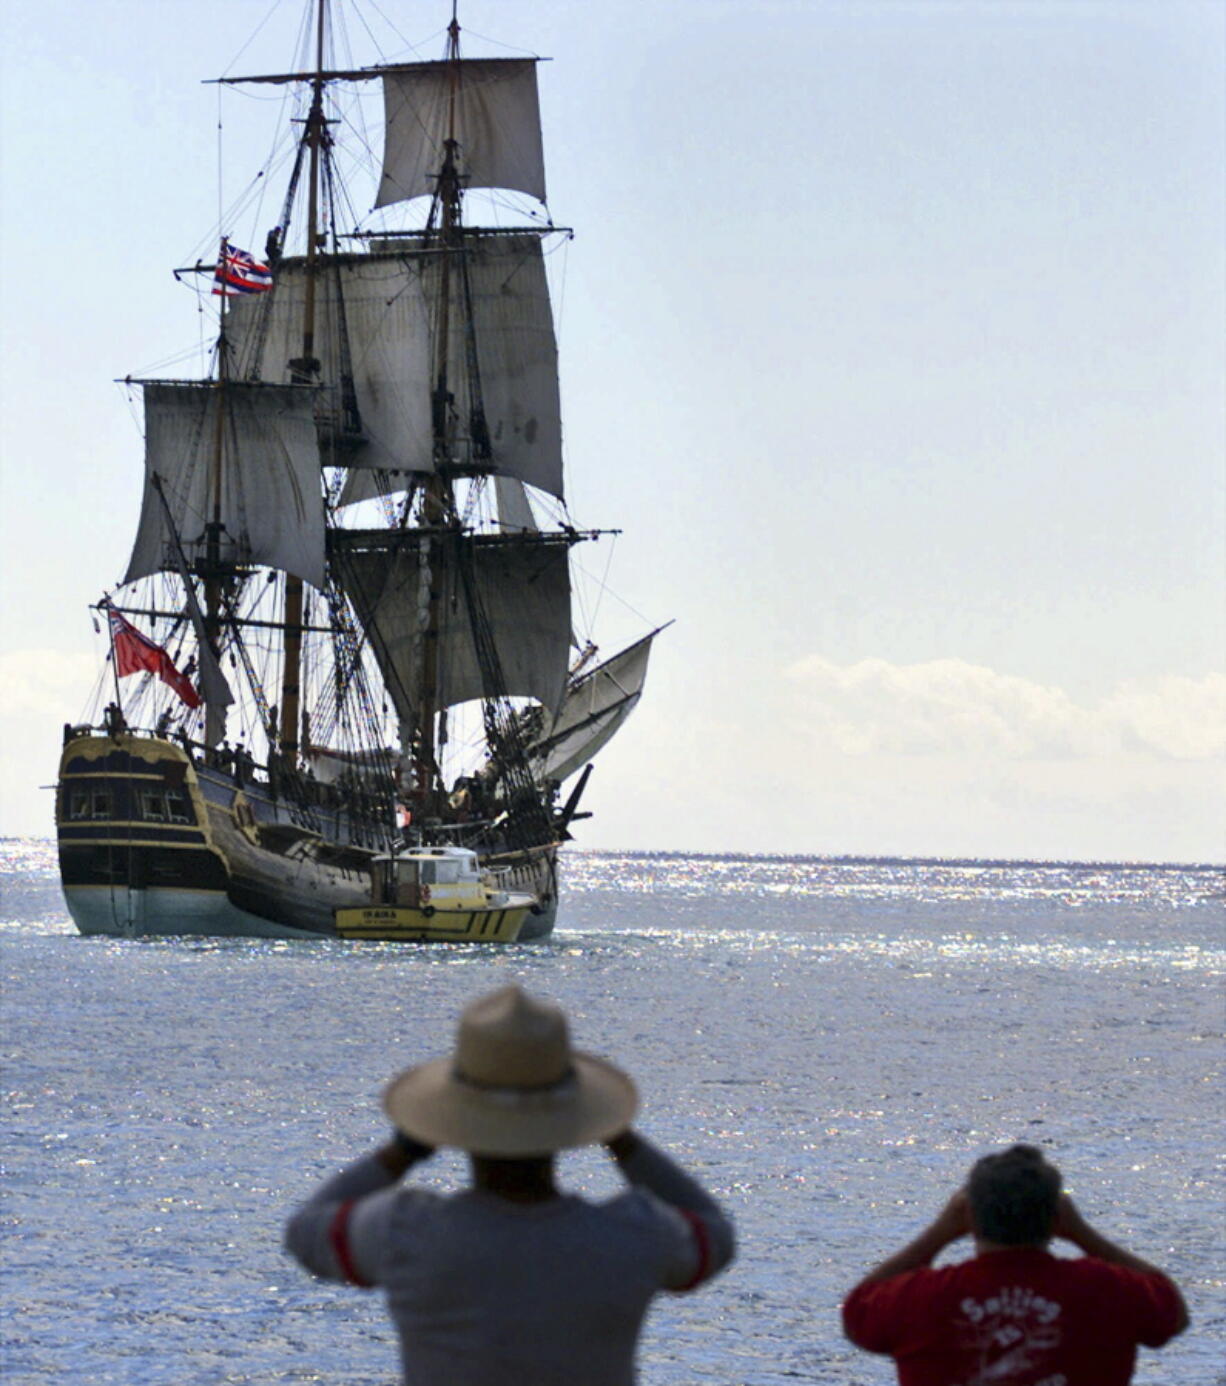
[
  {"left": 306, "top": 745, "right": 398, "bottom": 786},
  {"left": 228, "top": 239, "right": 563, "bottom": 501},
  {"left": 124, "top": 381, "right": 326, "bottom": 589},
  {"left": 334, "top": 534, "right": 571, "bottom": 720},
  {"left": 377, "top": 59, "right": 546, "bottom": 208},
  {"left": 525, "top": 630, "right": 658, "bottom": 784}
]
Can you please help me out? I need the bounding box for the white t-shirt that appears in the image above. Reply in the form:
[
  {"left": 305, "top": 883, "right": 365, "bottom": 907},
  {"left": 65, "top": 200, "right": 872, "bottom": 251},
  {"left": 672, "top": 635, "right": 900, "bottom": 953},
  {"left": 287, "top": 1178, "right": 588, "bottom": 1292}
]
[{"left": 285, "top": 1141, "right": 734, "bottom": 1386}]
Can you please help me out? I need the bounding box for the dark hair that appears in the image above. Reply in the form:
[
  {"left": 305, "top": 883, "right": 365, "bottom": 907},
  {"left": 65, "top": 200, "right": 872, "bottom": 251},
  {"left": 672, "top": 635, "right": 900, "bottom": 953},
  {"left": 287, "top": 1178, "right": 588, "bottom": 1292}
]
[{"left": 967, "top": 1144, "right": 1062, "bottom": 1246}]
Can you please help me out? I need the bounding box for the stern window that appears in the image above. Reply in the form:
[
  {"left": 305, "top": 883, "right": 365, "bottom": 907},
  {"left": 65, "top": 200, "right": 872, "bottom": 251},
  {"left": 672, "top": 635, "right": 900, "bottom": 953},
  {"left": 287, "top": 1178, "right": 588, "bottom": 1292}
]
[{"left": 64, "top": 780, "right": 114, "bottom": 820}]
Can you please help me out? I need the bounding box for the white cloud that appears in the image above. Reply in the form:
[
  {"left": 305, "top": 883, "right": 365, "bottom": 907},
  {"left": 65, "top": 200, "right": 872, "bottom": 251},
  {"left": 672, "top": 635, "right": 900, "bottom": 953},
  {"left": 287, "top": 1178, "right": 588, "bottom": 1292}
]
[
  {"left": 1102, "top": 677, "right": 1226, "bottom": 759},
  {"left": 0, "top": 650, "right": 100, "bottom": 718},
  {"left": 785, "top": 656, "right": 1225, "bottom": 761},
  {"left": 0, "top": 651, "right": 101, "bottom": 836}
]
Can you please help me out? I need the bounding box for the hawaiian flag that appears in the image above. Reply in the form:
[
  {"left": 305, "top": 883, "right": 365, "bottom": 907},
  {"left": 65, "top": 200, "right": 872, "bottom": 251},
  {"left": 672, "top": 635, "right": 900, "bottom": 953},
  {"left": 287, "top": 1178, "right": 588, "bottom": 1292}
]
[
  {"left": 107, "top": 607, "right": 202, "bottom": 709},
  {"left": 212, "top": 239, "right": 273, "bottom": 297}
]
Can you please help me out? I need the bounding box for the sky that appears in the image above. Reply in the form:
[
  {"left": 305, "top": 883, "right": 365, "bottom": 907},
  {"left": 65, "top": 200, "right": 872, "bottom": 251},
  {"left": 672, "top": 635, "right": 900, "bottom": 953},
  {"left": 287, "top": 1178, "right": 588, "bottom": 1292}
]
[{"left": 1, "top": 0, "right": 1223, "bottom": 862}]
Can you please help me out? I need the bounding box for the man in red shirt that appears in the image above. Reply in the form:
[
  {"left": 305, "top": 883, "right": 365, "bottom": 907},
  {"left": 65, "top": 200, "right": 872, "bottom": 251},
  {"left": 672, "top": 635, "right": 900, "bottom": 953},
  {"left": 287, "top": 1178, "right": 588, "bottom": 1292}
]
[{"left": 843, "top": 1144, "right": 1187, "bottom": 1385}]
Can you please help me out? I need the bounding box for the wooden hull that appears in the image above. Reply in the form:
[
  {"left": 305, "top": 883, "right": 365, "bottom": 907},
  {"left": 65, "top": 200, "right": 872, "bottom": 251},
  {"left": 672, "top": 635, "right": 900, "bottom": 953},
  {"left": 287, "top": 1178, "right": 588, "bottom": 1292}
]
[
  {"left": 56, "top": 732, "right": 558, "bottom": 942},
  {"left": 479, "top": 847, "right": 558, "bottom": 940}
]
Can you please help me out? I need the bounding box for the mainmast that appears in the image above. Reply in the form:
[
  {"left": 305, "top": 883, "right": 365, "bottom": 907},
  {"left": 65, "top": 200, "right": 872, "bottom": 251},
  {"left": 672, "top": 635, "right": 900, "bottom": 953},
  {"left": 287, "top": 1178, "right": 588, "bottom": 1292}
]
[
  {"left": 203, "top": 16, "right": 571, "bottom": 815},
  {"left": 278, "top": 0, "right": 330, "bottom": 763},
  {"left": 414, "top": 7, "right": 466, "bottom": 802}
]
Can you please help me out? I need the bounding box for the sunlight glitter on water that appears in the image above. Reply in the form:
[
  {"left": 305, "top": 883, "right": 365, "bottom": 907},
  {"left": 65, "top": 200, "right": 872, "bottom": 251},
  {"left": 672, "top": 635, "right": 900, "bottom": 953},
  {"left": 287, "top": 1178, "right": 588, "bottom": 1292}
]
[
  {"left": 562, "top": 849, "right": 1223, "bottom": 909},
  {"left": 551, "top": 923, "right": 1226, "bottom": 978},
  {"left": 3, "top": 839, "right": 1222, "bottom": 1384}
]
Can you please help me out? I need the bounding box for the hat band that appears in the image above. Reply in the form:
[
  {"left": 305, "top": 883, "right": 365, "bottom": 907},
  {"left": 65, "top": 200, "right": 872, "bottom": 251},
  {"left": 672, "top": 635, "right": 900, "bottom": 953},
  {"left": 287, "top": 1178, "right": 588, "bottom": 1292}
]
[{"left": 451, "top": 1062, "right": 577, "bottom": 1095}]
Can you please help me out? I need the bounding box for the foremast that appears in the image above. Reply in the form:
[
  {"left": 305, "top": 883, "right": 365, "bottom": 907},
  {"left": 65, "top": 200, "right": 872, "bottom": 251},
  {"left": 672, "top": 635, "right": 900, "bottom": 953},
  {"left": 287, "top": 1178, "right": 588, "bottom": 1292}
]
[{"left": 414, "top": 9, "right": 464, "bottom": 804}]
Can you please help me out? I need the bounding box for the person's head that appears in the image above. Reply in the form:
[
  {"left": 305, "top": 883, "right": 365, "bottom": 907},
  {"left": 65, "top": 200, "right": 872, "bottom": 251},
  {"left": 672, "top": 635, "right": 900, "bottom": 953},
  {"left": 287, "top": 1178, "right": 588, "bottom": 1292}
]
[
  {"left": 967, "top": 1144, "right": 1062, "bottom": 1247},
  {"left": 383, "top": 985, "right": 638, "bottom": 1159}
]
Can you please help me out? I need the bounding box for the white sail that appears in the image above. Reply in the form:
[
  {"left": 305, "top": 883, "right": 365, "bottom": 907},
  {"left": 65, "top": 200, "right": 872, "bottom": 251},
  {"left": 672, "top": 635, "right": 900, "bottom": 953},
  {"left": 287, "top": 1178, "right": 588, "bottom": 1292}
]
[
  {"left": 494, "top": 476, "right": 537, "bottom": 532},
  {"left": 230, "top": 239, "right": 563, "bottom": 502},
  {"left": 457, "top": 235, "right": 563, "bottom": 497},
  {"left": 159, "top": 518, "right": 236, "bottom": 717},
  {"left": 377, "top": 59, "right": 546, "bottom": 208},
  {"left": 529, "top": 631, "right": 658, "bottom": 784},
  {"left": 124, "top": 381, "right": 326, "bottom": 590},
  {"left": 226, "top": 255, "right": 432, "bottom": 479},
  {"left": 336, "top": 536, "right": 572, "bottom": 717}
]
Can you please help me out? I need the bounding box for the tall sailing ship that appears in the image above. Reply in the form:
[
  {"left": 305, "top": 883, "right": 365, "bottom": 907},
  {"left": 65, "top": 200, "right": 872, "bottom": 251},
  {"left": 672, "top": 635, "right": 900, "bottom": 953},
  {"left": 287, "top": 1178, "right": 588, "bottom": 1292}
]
[{"left": 55, "top": 2, "right": 660, "bottom": 942}]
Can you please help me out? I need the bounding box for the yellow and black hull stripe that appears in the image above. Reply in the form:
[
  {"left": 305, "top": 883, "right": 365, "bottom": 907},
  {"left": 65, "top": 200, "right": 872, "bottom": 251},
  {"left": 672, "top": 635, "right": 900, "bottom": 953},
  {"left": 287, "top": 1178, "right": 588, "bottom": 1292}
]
[{"left": 334, "top": 903, "right": 530, "bottom": 943}]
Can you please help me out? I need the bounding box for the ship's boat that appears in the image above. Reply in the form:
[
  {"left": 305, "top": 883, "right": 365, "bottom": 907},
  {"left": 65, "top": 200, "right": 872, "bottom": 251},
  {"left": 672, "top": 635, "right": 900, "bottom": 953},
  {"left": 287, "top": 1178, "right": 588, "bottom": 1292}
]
[
  {"left": 335, "top": 846, "right": 536, "bottom": 943},
  {"left": 55, "top": 2, "right": 662, "bottom": 942}
]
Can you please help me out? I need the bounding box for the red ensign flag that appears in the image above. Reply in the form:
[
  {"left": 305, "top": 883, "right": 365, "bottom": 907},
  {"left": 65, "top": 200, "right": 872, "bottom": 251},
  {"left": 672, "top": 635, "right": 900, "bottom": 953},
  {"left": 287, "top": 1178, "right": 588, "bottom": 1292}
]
[{"left": 107, "top": 608, "right": 201, "bottom": 709}]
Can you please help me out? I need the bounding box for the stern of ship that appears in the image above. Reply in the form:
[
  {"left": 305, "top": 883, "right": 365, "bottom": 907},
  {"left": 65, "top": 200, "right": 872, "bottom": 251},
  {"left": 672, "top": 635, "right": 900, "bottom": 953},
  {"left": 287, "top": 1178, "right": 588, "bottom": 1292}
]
[{"left": 56, "top": 726, "right": 271, "bottom": 938}]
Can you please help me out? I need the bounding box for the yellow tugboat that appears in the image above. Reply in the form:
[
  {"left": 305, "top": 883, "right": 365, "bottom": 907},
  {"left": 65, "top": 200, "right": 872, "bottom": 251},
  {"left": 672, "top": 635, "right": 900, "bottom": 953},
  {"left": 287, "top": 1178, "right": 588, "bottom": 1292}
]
[{"left": 335, "top": 846, "right": 537, "bottom": 943}]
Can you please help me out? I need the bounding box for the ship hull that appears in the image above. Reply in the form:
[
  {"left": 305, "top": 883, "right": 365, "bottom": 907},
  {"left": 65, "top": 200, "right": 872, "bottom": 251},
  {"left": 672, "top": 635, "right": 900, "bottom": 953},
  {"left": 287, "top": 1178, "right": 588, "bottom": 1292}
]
[
  {"left": 57, "top": 731, "right": 558, "bottom": 942},
  {"left": 63, "top": 884, "right": 320, "bottom": 940},
  {"left": 480, "top": 848, "right": 558, "bottom": 940}
]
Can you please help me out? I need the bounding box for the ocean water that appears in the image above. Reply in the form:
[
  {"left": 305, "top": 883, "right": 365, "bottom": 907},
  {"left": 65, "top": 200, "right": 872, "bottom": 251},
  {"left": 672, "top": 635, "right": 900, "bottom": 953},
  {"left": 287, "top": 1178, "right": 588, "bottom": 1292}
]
[{"left": 2, "top": 839, "right": 1223, "bottom": 1384}]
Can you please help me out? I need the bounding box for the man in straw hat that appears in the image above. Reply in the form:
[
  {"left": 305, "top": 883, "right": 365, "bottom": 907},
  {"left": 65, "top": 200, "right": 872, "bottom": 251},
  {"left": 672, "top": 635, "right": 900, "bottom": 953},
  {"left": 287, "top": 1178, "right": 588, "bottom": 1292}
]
[{"left": 284, "top": 985, "right": 735, "bottom": 1384}]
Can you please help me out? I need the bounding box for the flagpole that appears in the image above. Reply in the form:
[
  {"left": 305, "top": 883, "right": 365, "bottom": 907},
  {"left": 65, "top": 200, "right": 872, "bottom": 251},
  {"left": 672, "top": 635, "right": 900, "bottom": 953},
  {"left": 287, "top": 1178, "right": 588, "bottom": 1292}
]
[{"left": 102, "top": 600, "right": 124, "bottom": 719}]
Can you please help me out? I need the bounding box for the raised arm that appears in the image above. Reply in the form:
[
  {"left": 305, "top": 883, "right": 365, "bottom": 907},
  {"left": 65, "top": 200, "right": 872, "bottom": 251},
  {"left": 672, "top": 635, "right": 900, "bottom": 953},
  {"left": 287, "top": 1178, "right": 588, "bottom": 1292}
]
[
  {"left": 851, "top": 1189, "right": 972, "bottom": 1289},
  {"left": 283, "top": 1134, "right": 434, "bottom": 1286},
  {"left": 1055, "top": 1196, "right": 1189, "bottom": 1335},
  {"left": 605, "top": 1128, "right": 736, "bottom": 1287},
  {"left": 841, "top": 1189, "right": 972, "bottom": 1353}
]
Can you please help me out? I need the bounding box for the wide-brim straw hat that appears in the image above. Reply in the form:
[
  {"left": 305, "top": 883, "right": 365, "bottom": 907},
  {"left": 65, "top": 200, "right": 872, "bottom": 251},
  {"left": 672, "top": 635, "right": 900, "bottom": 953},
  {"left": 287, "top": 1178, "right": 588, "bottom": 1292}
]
[{"left": 383, "top": 985, "right": 638, "bottom": 1156}]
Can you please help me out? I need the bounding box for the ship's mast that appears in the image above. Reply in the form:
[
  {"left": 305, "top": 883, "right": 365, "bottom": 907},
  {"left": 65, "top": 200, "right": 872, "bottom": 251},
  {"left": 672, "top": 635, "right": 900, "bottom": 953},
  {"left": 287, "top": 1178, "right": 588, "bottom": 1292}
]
[
  {"left": 278, "top": 0, "right": 329, "bottom": 763},
  {"left": 202, "top": 276, "right": 231, "bottom": 747},
  {"left": 415, "top": 6, "right": 466, "bottom": 801}
]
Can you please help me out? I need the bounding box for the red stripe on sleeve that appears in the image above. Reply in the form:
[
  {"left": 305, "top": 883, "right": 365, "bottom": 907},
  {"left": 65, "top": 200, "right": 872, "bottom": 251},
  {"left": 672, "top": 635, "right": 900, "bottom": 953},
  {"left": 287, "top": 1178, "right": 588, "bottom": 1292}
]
[
  {"left": 677, "top": 1208, "right": 713, "bottom": 1291},
  {"left": 328, "top": 1200, "right": 372, "bottom": 1287}
]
